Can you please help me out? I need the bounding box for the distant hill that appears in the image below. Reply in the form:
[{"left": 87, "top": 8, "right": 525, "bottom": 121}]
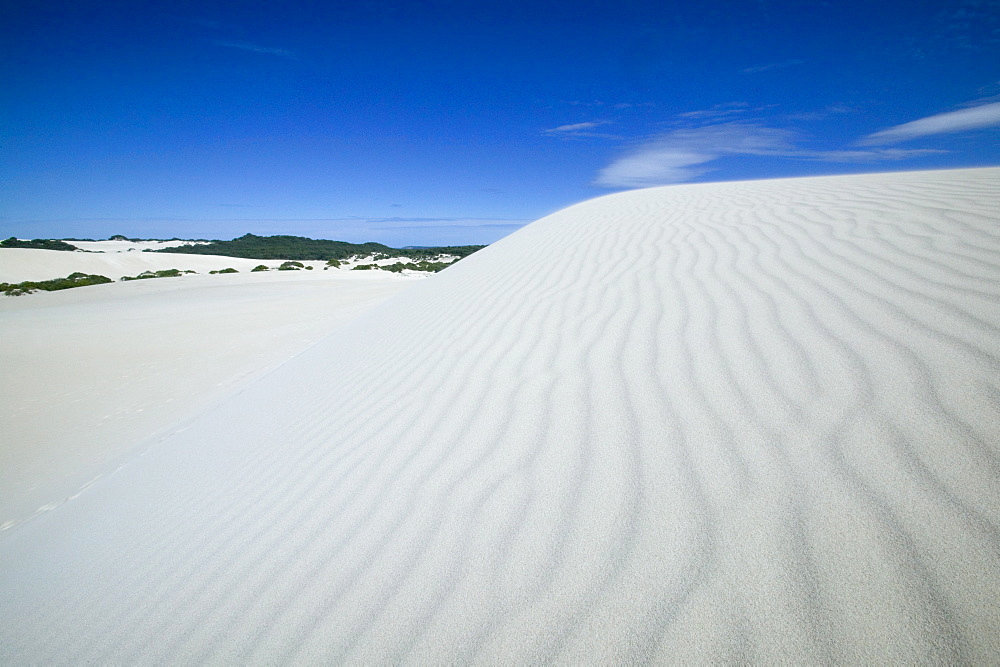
[{"left": 151, "top": 233, "right": 486, "bottom": 261}]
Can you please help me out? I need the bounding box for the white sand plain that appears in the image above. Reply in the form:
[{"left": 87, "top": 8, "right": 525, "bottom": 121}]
[
  {"left": 0, "top": 246, "right": 291, "bottom": 283},
  {"left": 0, "top": 242, "right": 454, "bottom": 283},
  {"left": 0, "top": 269, "right": 418, "bottom": 528},
  {"left": 1, "top": 168, "right": 998, "bottom": 662}
]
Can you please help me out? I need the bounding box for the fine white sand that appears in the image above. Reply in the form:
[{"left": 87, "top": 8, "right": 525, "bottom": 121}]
[
  {"left": 0, "top": 270, "right": 417, "bottom": 529},
  {"left": 1, "top": 168, "right": 998, "bottom": 662}
]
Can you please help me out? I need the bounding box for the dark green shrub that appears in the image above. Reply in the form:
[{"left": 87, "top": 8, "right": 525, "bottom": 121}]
[
  {"left": 120, "top": 269, "right": 185, "bottom": 281},
  {"left": 251, "top": 265, "right": 269, "bottom": 272},
  {"left": 278, "top": 261, "right": 304, "bottom": 271},
  {"left": 1, "top": 237, "right": 79, "bottom": 251},
  {"left": 412, "top": 261, "right": 452, "bottom": 272},
  {"left": 209, "top": 268, "right": 239, "bottom": 274},
  {"left": 380, "top": 262, "right": 408, "bottom": 273},
  {"left": 1, "top": 272, "right": 112, "bottom": 296}
]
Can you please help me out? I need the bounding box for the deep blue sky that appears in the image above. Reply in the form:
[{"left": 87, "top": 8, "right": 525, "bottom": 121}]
[{"left": 3, "top": 0, "right": 999, "bottom": 246}]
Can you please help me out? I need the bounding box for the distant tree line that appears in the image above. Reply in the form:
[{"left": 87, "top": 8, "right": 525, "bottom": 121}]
[
  {"left": 1, "top": 237, "right": 79, "bottom": 251},
  {"left": 59, "top": 235, "right": 209, "bottom": 243},
  {"left": 152, "top": 233, "right": 485, "bottom": 262}
]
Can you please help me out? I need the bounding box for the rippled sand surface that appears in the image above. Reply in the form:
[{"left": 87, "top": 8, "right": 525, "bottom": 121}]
[{"left": 1, "top": 168, "right": 998, "bottom": 663}]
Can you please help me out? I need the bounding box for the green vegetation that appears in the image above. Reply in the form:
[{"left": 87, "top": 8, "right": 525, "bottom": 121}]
[
  {"left": 351, "top": 260, "right": 454, "bottom": 273},
  {"left": 251, "top": 264, "right": 269, "bottom": 272},
  {"left": 152, "top": 233, "right": 485, "bottom": 262},
  {"left": 409, "top": 260, "right": 453, "bottom": 273},
  {"left": 1, "top": 272, "right": 112, "bottom": 296},
  {"left": 120, "top": 269, "right": 194, "bottom": 281},
  {"left": 209, "top": 268, "right": 239, "bottom": 274},
  {"left": 277, "top": 261, "right": 304, "bottom": 271},
  {"left": 326, "top": 259, "right": 341, "bottom": 268},
  {"left": 1, "top": 237, "right": 79, "bottom": 251}
]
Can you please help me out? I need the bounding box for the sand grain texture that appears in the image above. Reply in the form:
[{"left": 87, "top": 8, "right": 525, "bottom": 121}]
[
  {"left": 1, "top": 168, "right": 998, "bottom": 663},
  {"left": 0, "top": 271, "right": 415, "bottom": 528}
]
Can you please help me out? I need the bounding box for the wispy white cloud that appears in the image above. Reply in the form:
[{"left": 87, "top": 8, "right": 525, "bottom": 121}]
[
  {"left": 213, "top": 39, "right": 296, "bottom": 58},
  {"left": 742, "top": 59, "right": 805, "bottom": 74},
  {"left": 595, "top": 122, "right": 947, "bottom": 188},
  {"left": 589, "top": 97, "right": 996, "bottom": 189},
  {"left": 594, "top": 124, "right": 797, "bottom": 187},
  {"left": 861, "top": 101, "right": 1000, "bottom": 144},
  {"left": 543, "top": 121, "right": 620, "bottom": 139}
]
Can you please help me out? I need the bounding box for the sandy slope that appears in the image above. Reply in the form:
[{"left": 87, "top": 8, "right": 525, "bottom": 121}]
[
  {"left": 1, "top": 168, "right": 998, "bottom": 662},
  {"left": 0, "top": 271, "right": 417, "bottom": 529}
]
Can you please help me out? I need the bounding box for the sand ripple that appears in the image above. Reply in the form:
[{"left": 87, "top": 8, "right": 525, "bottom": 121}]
[{"left": 1, "top": 168, "right": 998, "bottom": 663}]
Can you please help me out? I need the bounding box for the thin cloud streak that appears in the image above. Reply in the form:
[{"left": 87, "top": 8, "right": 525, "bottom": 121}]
[
  {"left": 543, "top": 121, "right": 620, "bottom": 139},
  {"left": 675, "top": 102, "right": 750, "bottom": 121},
  {"left": 213, "top": 40, "right": 297, "bottom": 58},
  {"left": 862, "top": 101, "right": 1000, "bottom": 144},
  {"left": 547, "top": 122, "right": 604, "bottom": 132},
  {"left": 742, "top": 59, "right": 805, "bottom": 74},
  {"left": 803, "top": 148, "right": 945, "bottom": 161}
]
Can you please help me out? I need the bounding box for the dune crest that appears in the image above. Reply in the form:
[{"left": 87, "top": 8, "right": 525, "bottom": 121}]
[{"left": 1, "top": 168, "right": 998, "bottom": 663}]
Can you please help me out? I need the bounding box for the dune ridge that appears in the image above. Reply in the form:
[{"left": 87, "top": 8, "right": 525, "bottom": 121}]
[{"left": 1, "top": 168, "right": 998, "bottom": 662}]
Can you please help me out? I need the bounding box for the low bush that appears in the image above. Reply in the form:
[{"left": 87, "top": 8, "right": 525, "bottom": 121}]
[
  {"left": 381, "top": 262, "right": 408, "bottom": 273},
  {"left": 209, "top": 268, "right": 239, "bottom": 274},
  {"left": 120, "top": 268, "right": 191, "bottom": 281},
  {"left": 1, "top": 272, "right": 113, "bottom": 296},
  {"left": 410, "top": 260, "right": 452, "bottom": 272},
  {"left": 251, "top": 265, "right": 269, "bottom": 272},
  {"left": 278, "top": 261, "right": 304, "bottom": 271}
]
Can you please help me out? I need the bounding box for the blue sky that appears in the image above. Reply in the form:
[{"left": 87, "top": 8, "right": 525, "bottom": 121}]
[{"left": 3, "top": 0, "right": 999, "bottom": 246}]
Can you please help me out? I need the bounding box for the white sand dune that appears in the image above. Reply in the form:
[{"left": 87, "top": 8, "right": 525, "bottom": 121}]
[{"left": 1, "top": 167, "right": 999, "bottom": 662}]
